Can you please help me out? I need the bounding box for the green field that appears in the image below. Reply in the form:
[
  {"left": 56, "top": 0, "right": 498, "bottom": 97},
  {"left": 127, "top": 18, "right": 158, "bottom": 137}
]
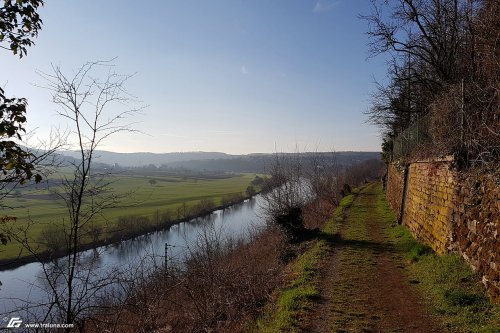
[{"left": 0, "top": 171, "right": 258, "bottom": 261}]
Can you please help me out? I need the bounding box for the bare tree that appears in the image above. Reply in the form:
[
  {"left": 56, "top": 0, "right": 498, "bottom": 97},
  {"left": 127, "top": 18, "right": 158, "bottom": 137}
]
[
  {"left": 261, "top": 152, "right": 311, "bottom": 242},
  {"left": 304, "top": 151, "right": 342, "bottom": 205},
  {"left": 363, "top": 0, "right": 498, "bottom": 164},
  {"left": 362, "top": 0, "right": 479, "bottom": 85},
  {"left": 1, "top": 60, "right": 145, "bottom": 331}
]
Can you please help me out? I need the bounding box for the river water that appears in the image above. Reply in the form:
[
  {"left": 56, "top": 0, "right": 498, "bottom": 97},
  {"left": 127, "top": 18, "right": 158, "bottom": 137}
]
[{"left": 0, "top": 195, "right": 266, "bottom": 321}]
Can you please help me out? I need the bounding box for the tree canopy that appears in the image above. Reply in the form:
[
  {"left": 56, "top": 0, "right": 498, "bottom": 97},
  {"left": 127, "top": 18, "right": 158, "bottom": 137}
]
[
  {"left": 0, "top": 0, "right": 44, "bottom": 57},
  {"left": 364, "top": 0, "right": 499, "bottom": 164},
  {"left": 0, "top": 0, "right": 44, "bottom": 248},
  {"left": 0, "top": 0, "right": 44, "bottom": 197},
  {"left": 0, "top": 87, "right": 41, "bottom": 186}
]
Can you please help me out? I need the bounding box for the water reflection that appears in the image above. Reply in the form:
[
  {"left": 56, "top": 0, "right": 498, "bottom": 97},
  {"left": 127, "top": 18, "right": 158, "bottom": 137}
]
[{"left": 0, "top": 195, "right": 266, "bottom": 318}]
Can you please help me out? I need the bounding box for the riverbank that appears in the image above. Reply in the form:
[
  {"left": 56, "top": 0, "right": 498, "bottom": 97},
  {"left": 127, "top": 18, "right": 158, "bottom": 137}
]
[
  {"left": 0, "top": 193, "right": 259, "bottom": 270},
  {"left": 83, "top": 196, "right": 337, "bottom": 332},
  {"left": 0, "top": 172, "right": 261, "bottom": 262}
]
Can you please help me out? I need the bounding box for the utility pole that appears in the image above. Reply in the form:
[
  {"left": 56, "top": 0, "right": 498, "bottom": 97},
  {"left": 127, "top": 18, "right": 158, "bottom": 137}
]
[{"left": 164, "top": 242, "right": 168, "bottom": 271}]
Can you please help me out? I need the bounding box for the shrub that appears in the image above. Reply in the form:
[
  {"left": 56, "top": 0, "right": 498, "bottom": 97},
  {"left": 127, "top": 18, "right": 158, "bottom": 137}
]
[
  {"left": 38, "top": 224, "right": 67, "bottom": 254},
  {"left": 116, "top": 215, "right": 152, "bottom": 234}
]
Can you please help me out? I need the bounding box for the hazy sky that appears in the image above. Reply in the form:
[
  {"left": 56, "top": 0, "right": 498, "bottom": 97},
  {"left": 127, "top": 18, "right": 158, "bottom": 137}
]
[{"left": 1, "top": 0, "right": 387, "bottom": 154}]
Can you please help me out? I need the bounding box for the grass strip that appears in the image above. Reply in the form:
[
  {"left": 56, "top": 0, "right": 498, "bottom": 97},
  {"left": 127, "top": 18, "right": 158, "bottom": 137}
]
[
  {"left": 374, "top": 184, "right": 500, "bottom": 333},
  {"left": 254, "top": 193, "right": 354, "bottom": 333},
  {"left": 328, "top": 184, "right": 378, "bottom": 332}
]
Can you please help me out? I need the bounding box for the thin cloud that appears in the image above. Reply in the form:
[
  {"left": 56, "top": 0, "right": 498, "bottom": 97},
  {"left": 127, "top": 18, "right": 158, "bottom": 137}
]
[
  {"left": 313, "top": 0, "right": 339, "bottom": 13},
  {"left": 241, "top": 65, "right": 248, "bottom": 75},
  {"left": 209, "top": 130, "right": 245, "bottom": 135},
  {"left": 157, "top": 133, "right": 188, "bottom": 139}
]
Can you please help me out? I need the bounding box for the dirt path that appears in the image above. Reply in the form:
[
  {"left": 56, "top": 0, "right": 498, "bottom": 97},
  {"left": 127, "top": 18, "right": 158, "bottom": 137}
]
[{"left": 303, "top": 184, "right": 443, "bottom": 333}]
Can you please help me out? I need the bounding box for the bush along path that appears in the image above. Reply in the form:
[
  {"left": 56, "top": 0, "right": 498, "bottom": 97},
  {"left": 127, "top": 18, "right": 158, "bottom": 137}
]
[{"left": 257, "top": 183, "right": 499, "bottom": 332}]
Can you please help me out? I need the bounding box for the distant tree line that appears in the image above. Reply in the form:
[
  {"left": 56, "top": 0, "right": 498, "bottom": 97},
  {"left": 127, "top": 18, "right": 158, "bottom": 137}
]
[
  {"left": 364, "top": 0, "right": 499, "bottom": 165},
  {"left": 158, "top": 152, "right": 380, "bottom": 174}
]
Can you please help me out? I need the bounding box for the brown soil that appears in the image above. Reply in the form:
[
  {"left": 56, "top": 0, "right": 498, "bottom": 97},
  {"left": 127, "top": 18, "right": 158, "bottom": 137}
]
[{"left": 301, "top": 185, "right": 443, "bottom": 333}]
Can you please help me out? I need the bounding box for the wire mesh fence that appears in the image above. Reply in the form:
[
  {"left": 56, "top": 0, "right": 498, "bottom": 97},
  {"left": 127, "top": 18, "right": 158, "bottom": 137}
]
[{"left": 392, "top": 115, "right": 430, "bottom": 160}]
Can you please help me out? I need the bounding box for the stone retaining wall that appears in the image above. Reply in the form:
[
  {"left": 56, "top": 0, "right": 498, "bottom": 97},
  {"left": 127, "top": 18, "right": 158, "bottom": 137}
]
[
  {"left": 403, "top": 158, "right": 455, "bottom": 255},
  {"left": 386, "top": 163, "right": 405, "bottom": 221},
  {"left": 386, "top": 158, "right": 499, "bottom": 302},
  {"left": 451, "top": 172, "right": 499, "bottom": 302}
]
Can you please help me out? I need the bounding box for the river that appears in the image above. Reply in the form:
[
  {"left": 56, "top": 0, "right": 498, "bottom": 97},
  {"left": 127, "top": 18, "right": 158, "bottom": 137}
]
[{"left": 0, "top": 195, "right": 266, "bottom": 322}]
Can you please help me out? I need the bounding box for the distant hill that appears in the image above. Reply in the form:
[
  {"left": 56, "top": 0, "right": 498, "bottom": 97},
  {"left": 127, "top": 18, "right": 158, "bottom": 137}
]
[
  {"left": 57, "top": 150, "right": 380, "bottom": 173},
  {"left": 61, "top": 150, "right": 232, "bottom": 167},
  {"left": 163, "top": 152, "right": 381, "bottom": 173}
]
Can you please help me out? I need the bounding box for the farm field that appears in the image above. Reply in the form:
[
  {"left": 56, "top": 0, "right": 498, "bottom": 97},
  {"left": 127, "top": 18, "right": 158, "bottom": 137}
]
[{"left": 0, "top": 171, "right": 258, "bottom": 261}]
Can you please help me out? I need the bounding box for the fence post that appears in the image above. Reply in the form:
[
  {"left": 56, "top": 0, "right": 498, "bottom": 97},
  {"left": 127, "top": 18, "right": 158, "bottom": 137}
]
[
  {"left": 460, "top": 78, "right": 464, "bottom": 147},
  {"left": 399, "top": 163, "right": 410, "bottom": 225},
  {"left": 416, "top": 113, "right": 419, "bottom": 144}
]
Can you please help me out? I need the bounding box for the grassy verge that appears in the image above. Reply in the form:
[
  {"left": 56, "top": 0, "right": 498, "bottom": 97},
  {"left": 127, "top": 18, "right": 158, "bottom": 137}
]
[
  {"left": 375, "top": 185, "right": 500, "bottom": 333},
  {"left": 328, "top": 185, "right": 379, "bottom": 332},
  {"left": 254, "top": 193, "right": 354, "bottom": 332}
]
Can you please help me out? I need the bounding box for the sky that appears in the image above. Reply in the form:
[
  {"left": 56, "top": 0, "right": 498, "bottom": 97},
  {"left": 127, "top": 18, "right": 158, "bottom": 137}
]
[{"left": 1, "top": 0, "right": 388, "bottom": 154}]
